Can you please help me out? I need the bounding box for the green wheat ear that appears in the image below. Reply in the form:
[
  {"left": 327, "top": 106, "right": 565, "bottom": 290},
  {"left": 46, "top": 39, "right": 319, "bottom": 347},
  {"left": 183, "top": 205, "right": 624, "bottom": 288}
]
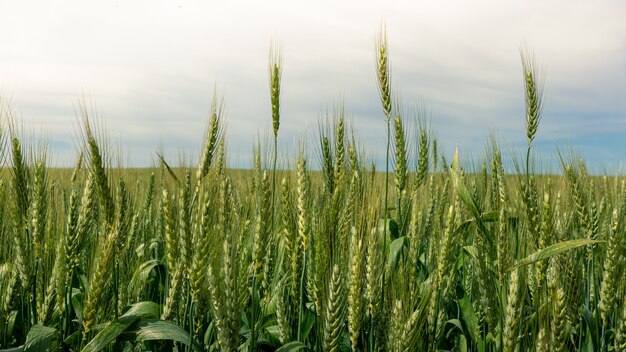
[
  {"left": 196, "top": 93, "right": 223, "bottom": 183},
  {"left": 394, "top": 114, "right": 407, "bottom": 194},
  {"left": 521, "top": 47, "right": 543, "bottom": 147},
  {"left": 269, "top": 42, "right": 283, "bottom": 138},
  {"left": 416, "top": 125, "right": 430, "bottom": 188},
  {"left": 376, "top": 26, "right": 392, "bottom": 120}
]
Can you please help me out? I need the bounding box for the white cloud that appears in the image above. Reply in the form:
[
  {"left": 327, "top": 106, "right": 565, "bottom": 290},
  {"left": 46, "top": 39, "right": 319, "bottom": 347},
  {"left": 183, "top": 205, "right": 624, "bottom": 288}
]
[{"left": 0, "top": 0, "right": 624, "bottom": 169}]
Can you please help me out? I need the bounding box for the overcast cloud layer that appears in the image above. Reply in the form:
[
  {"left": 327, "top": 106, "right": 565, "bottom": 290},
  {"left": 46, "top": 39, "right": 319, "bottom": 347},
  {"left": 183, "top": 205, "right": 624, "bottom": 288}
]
[{"left": 1, "top": 0, "right": 625, "bottom": 171}]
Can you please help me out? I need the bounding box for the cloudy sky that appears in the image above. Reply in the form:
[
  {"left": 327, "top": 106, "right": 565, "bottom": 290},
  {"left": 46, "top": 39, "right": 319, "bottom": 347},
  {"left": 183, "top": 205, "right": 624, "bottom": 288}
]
[{"left": 1, "top": 0, "right": 625, "bottom": 171}]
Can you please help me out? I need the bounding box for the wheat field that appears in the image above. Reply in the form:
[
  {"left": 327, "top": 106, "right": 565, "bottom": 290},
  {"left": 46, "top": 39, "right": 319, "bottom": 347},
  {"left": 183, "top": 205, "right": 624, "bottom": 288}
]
[{"left": 0, "top": 31, "right": 625, "bottom": 352}]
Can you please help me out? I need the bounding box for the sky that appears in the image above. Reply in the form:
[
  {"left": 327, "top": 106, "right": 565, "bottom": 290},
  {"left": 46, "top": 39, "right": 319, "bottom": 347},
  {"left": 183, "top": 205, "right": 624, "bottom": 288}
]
[{"left": 0, "top": 0, "right": 625, "bottom": 172}]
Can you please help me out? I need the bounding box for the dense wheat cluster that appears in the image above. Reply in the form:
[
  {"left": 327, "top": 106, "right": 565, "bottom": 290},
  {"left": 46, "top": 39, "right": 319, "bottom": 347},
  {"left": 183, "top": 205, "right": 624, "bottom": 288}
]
[{"left": 1, "top": 32, "right": 625, "bottom": 352}]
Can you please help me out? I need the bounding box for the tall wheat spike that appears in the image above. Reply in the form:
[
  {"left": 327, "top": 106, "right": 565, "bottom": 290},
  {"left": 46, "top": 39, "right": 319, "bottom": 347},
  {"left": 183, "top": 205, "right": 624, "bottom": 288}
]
[
  {"left": 324, "top": 264, "right": 346, "bottom": 352},
  {"left": 599, "top": 208, "right": 620, "bottom": 325},
  {"left": 503, "top": 268, "right": 521, "bottom": 352}
]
